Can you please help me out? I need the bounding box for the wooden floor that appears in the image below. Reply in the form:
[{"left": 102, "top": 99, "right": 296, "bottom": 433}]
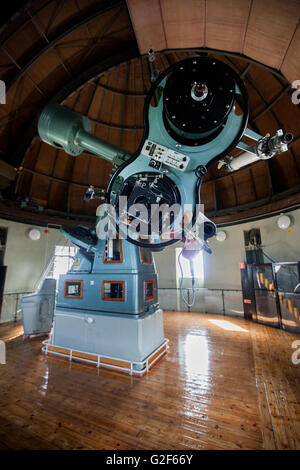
[{"left": 1, "top": 311, "right": 300, "bottom": 450}]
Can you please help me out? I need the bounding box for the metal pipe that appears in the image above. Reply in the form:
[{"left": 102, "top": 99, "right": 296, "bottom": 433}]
[
  {"left": 75, "top": 129, "right": 128, "bottom": 163},
  {"left": 227, "top": 152, "right": 261, "bottom": 171}
]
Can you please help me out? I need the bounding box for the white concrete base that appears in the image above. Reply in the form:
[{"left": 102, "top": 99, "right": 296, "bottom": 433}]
[{"left": 50, "top": 308, "right": 165, "bottom": 365}]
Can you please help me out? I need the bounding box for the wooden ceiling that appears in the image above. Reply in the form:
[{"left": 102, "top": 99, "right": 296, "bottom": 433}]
[{"left": 0, "top": 0, "right": 299, "bottom": 227}]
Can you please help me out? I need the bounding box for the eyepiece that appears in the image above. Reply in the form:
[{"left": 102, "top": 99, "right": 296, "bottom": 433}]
[{"left": 282, "top": 132, "right": 293, "bottom": 144}]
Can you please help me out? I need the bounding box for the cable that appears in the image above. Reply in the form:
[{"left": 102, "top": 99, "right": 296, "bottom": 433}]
[{"left": 178, "top": 244, "right": 196, "bottom": 308}]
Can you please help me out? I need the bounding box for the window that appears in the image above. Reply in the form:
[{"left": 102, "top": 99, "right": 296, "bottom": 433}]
[
  {"left": 0, "top": 227, "right": 7, "bottom": 266},
  {"left": 64, "top": 280, "right": 83, "bottom": 299},
  {"left": 103, "top": 237, "right": 123, "bottom": 263},
  {"left": 101, "top": 281, "right": 125, "bottom": 302},
  {"left": 52, "top": 245, "right": 76, "bottom": 280},
  {"left": 145, "top": 280, "right": 155, "bottom": 301},
  {"left": 140, "top": 247, "right": 153, "bottom": 265},
  {"left": 176, "top": 248, "right": 204, "bottom": 285}
]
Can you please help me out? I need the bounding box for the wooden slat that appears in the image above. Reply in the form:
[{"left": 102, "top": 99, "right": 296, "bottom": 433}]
[
  {"left": 243, "top": 0, "right": 300, "bottom": 69},
  {"left": 206, "top": 0, "right": 252, "bottom": 53},
  {"left": 160, "top": 0, "right": 205, "bottom": 49},
  {"left": 126, "top": 0, "right": 166, "bottom": 54},
  {"left": 4, "top": 311, "right": 300, "bottom": 449},
  {"left": 281, "top": 21, "right": 300, "bottom": 85}
]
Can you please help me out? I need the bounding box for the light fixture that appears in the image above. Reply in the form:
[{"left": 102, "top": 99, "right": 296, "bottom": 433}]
[
  {"left": 28, "top": 228, "right": 41, "bottom": 240},
  {"left": 277, "top": 214, "right": 291, "bottom": 230},
  {"left": 216, "top": 230, "right": 227, "bottom": 242}
]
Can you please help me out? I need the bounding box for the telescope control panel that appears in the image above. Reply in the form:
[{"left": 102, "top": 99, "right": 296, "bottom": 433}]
[{"left": 142, "top": 139, "right": 190, "bottom": 172}]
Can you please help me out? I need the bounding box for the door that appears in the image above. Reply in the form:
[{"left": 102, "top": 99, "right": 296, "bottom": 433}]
[
  {"left": 274, "top": 262, "right": 300, "bottom": 333},
  {"left": 240, "top": 264, "right": 257, "bottom": 321},
  {"left": 253, "top": 264, "right": 280, "bottom": 327}
]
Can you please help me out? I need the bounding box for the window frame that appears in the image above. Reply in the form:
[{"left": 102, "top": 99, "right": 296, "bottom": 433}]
[
  {"left": 140, "top": 247, "right": 153, "bottom": 265},
  {"left": 64, "top": 280, "right": 83, "bottom": 299},
  {"left": 102, "top": 237, "right": 123, "bottom": 264},
  {"left": 101, "top": 280, "right": 126, "bottom": 302},
  {"left": 145, "top": 280, "right": 155, "bottom": 301}
]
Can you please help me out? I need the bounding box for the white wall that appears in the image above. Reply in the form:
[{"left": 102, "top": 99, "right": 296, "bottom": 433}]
[
  {"left": 154, "top": 208, "right": 300, "bottom": 314},
  {"left": 204, "top": 209, "right": 300, "bottom": 290},
  {"left": 0, "top": 218, "right": 67, "bottom": 322},
  {"left": 1, "top": 209, "right": 299, "bottom": 321}
]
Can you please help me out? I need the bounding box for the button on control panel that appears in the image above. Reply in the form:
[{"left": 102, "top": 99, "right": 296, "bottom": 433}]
[{"left": 142, "top": 140, "right": 190, "bottom": 172}]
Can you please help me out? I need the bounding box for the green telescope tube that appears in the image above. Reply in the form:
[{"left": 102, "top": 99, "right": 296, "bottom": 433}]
[{"left": 38, "top": 102, "right": 131, "bottom": 165}]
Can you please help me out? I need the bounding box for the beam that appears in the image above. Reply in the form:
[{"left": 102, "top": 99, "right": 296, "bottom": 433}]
[
  {"left": 21, "top": 167, "right": 105, "bottom": 192},
  {"left": 4, "top": 0, "right": 123, "bottom": 93},
  {"left": 11, "top": 46, "right": 139, "bottom": 169},
  {"left": 95, "top": 82, "right": 146, "bottom": 97}
]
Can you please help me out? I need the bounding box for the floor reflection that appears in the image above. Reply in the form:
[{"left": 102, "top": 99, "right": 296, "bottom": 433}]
[
  {"left": 181, "top": 334, "right": 210, "bottom": 378},
  {"left": 40, "top": 366, "right": 49, "bottom": 396},
  {"left": 208, "top": 319, "right": 248, "bottom": 332}
]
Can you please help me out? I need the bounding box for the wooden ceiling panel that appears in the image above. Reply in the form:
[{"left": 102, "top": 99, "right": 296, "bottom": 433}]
[
  {"left": 244, "top": 79, "right": 265, "bottom": 117},
  {"left": 121, "top": 129, "right": 135, "bottom": 153},
  {"left": 83, "top": 197, "right": 100, "bottom": 216},
  {"left": 272, "top": 94, "right": 300, "bottom": 140},
  {"left": 215, "top": 177, "right": 237, "bottom": 209},
  {"left": 281, "top": 22, "right": 300, "bottom": 83},
  {"left": 87, "top": 157, "right": 111, "bottom": 188},
  {"left": 255, "top": 110, "right": 280, "bottom": 137},
  {"left": 76, "top": 0, "right": 102, "bottom": 10},
  {"left": 87, "top": 5, "right": 129, "bottom": 39},
  {"left": 28, "top": 49, "right": 61, "bottom": 85},
  {"left": 47, "top": 181, "right": 67, "bottom": 211},
  {"left": 293, "top": 142, "right": 300, "bottom": 169},
  {"left": 97, "top": 88, "right": 115, "bottom": 124},
  {"left": 269, "top": 150, "right": 300, "bottom": 192},
  {"left": 233, "top": 169, "right": 256, "bottom": 205},
  {"left": 23, "top": 139, "right": 42, "bottom": 170},
  {"left": 72, "top": 85, "right": 95, "bottom": 116},
  {"left": 18, "top": 172, "right": 33, "bottom": 198},
  {"left": 206, "top": 0, "right": 251, "bottom": 53},
  {"left": 35, "top": 143, "right": 57, "bottom": 175},
  {"left": 160, "top": 0, "right": 205, "bottom": 49},
  {"left": 29, "top": 174, "right": 50, "bottom": 203},
  {"left": 86, "top": 86, "right": 104, "bottom": 121},
  {"left": 243, "top": 0, "right": 299, "bottom": 69},
  {"left": 69, "top": 185, "right": 86, "bottom": 213},
  {"left": 201, "top": 181, "right": 215, "bottom": 212},
  {"left": 6, "top": 77, "right": 36, "bottom": 115},
  {"left": 72, "top": 153, "right": 90, "bottom": 185},
  {"left": 52, "top": 150, "right": 73, "bottom": 180},
  {"left": 32, "top": 1, "right": 60, "bottom": 35},
  {"left": 64, "top": 92, "right": 80, "bottom": 110},
  {"left": 3, "top": 23, "right": 41, "bottom": 63},
  {"left": 45, "top": 0, "right": 79, "bottom": 35},
  {"left": 246, "top": 66, "right": 284, "bottom": 104},
  {"left": 55, "top": 26, "right": 90, "bottom": 62},
  {"left": 107, "top": 127, "right": 122, "bottom": 149},
  {"left": 126, "top": 0, "right": 166, "bottom": 53},
  {"left": 251, "top": 162, "right": 272, "bottom": 200},
  {"left": 38, "top": 65, "right": 70, "bottom": 96},
  {"left": 94, "top": 122, "right": 111, "bottom": 142}
]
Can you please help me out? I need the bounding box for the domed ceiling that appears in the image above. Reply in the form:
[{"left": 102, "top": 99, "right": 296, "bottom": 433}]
[{"left": 0, "top": 0, "right": 299, "bottom": 228}]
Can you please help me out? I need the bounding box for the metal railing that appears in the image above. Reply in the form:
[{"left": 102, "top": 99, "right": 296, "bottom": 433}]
[
  {"left": 1, "top": 292, "right": 33, "bottom": 323},
  {"left": 158, "top": 287, "right": 243, "bottom": 316}
]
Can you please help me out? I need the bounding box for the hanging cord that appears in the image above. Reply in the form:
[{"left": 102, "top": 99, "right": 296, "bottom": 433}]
[{"left": 178, "top": 244, "right": 196, "bottom": 308}]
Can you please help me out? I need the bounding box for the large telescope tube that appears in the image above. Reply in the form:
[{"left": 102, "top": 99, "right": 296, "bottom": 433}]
[{"left": 38, "top": 102, "right": 131, "bottom": 164}]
